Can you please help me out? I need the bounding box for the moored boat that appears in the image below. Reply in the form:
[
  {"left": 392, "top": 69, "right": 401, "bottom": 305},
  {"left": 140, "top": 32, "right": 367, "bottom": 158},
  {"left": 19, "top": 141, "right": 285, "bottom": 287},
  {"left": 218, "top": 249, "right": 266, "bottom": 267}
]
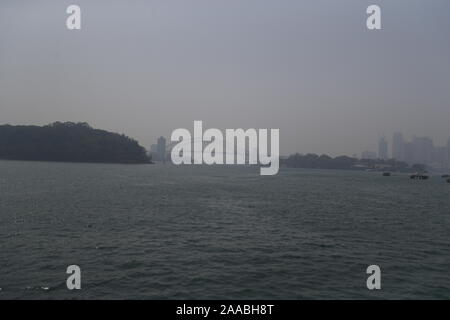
[{"left": 410, "top": 173, "right": 429, "bottom": 180}]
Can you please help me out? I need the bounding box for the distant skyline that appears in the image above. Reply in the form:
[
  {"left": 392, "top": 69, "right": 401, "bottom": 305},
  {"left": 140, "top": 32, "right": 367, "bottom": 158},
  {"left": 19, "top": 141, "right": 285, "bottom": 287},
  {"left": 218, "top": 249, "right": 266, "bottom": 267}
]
[
  {"left": 1, "top": 0, "right": 450, "bottom": 156},
  {"left": 358, "top": 132, "right": 450, "bottom": 169}
]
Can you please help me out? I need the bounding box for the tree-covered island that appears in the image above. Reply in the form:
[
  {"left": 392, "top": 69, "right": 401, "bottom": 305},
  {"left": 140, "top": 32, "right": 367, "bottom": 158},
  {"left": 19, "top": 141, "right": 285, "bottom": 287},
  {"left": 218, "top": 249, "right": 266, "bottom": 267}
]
[{"left": 0, "top": 122, "right": 151, "bottom": 164}]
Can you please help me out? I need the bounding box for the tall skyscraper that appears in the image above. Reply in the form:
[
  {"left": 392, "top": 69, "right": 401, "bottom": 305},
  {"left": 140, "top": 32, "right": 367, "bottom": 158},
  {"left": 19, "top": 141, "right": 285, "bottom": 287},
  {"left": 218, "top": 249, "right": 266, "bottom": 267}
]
[
  {"left": 378, "top": 137, "right": 388, "bottom": 160},
  {"left": 392, "top": 132, "right": 404, "bottom": 161},
  {"left": 412, "top": 136, "right": 433, "bottom": 165},
  {"left": 403, "top": 142, "right": 414, "bottom": 165},
  {"left": 157, "top": 136, "right": 167, "bottom": 163}
]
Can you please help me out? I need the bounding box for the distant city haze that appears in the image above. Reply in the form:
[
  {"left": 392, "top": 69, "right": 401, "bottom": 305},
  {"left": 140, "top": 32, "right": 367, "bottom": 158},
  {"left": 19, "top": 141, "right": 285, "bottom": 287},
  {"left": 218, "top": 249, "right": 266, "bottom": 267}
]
[
  {"left": 1, "top": 0, "right": 450, "bottom": 156},
  {"left": 360, "top": 133, "right": 450, "bottom": 171}
]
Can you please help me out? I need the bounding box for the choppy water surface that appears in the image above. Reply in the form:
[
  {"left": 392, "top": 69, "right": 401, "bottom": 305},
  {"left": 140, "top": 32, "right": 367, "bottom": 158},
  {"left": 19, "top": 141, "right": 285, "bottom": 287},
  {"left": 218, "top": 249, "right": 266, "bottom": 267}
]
[{"left": 0, "top": 160, "right": 449, "bottom": 299}]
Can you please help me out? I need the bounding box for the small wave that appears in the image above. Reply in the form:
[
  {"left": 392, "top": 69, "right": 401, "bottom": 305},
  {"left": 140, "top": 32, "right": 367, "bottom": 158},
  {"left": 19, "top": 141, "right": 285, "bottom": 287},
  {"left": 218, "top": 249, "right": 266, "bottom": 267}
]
[{"left": 25, "top": 286, "right": 51, "bottom": 292}]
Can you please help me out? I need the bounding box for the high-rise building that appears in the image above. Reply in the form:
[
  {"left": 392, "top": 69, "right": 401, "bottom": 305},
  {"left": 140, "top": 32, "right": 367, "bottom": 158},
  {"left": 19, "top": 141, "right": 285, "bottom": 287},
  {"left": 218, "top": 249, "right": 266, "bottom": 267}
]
[
  {"left": 157, "top": 136, "right": 167, "bottom": 163},
  {"left": 392, "top": 132, "right": 404, "bottom": 161},
  {"left": 403, "top": 142, "right": 414, "bottom": 165},
  {"left": 412, "top": 136, "right": 433, "bottom": 165},
  {"left": 378, "top": 137, "right": 388, "bottom": 160}
]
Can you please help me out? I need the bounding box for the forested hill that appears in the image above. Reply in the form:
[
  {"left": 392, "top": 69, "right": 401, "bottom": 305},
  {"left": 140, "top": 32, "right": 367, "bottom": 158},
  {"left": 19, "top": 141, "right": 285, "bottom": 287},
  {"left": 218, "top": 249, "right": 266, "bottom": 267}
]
[{"left": 0, "top": 122, "right": 151, "bottom": 164}]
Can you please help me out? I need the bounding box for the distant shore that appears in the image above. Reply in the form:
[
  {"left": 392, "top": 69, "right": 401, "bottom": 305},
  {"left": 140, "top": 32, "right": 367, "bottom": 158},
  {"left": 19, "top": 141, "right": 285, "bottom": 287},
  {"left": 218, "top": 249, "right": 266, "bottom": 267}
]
[{"left": 281, "top": 153, "right": 427, "bottom": 173}]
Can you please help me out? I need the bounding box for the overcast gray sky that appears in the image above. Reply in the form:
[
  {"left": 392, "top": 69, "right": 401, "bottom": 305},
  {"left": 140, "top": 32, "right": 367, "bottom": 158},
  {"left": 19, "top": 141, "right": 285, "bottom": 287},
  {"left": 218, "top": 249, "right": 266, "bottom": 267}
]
[{"left": 1, "top": 0, "right": 450, "bottom": 156}]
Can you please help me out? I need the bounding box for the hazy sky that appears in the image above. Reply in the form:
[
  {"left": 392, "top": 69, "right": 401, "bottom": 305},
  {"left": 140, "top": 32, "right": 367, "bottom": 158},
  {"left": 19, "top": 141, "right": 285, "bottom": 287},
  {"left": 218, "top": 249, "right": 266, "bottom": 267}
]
[{"left": 1, "top": 0, "right": 450, "bottom": 156}]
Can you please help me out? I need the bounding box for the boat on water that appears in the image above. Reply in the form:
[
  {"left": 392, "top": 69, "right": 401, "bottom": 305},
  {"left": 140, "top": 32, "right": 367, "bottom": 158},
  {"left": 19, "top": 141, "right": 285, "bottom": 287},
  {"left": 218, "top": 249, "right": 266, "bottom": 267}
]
[
  {"left": 382, "top": 172, "right": 391, "bottom": 177},
  {"left": 447, "top": 178, "right": 450, "bottom": 183},
  {"left": 410, "top": 173, "right": 429, "bottom": 180},
  {"left": 442, "top": 174, "right": 450, "bottom": 178}
]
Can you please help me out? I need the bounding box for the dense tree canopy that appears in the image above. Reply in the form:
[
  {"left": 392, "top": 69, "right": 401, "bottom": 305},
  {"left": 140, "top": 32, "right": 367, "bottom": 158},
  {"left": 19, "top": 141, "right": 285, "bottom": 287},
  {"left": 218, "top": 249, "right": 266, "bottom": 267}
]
[{"left": 0, "top": 122, "right": 150, "bottom": 164}]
